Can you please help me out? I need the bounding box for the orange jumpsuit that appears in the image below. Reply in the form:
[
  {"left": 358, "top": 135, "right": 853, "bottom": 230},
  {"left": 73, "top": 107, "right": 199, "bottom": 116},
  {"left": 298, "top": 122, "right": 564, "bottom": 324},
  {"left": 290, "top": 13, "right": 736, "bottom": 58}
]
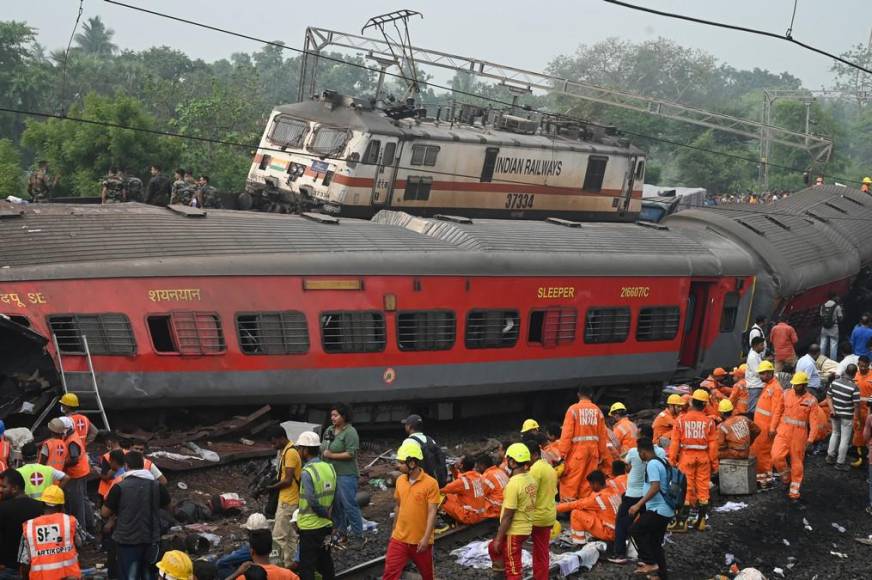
[
  {"left": 612, "top": 417, "right": 638, "bottom": 456},
  {"left": 557, "top": 399, "right": 609, "bottom": 500},
  {"left": 652, "top": 409, "right": 677, "bottom": 447},
  {"left": 701, "top": 376, "right": 731, "bottom": 397},
  {"left": 853, "top": 371, "right": 872, "bottom": 447},
  {"left": 607, "top": 473, "right": 628, "bottom": 495},
  {"left": 441, "top": 470, "right": 488, "bottom": 525},
  {"left": 717, "top": 415, "right": 760, "bottom": 459},
  {"left": 557, "top": 486, "right": 621, "bottom": 542},
  {"left": 771, "top": 389, "right": 819, "bottom": 499},
  {"left": 749, "top": 378, "right": 784, "bottom": 482},
  {"left": 669, "top": 409, "right": 718, "bottom": 505},
  {"left": 482, "top": 465, "right": 509, "bottom": 518},
  {"left": 729, "top": 378, "right": 750, "bottom": 415}
]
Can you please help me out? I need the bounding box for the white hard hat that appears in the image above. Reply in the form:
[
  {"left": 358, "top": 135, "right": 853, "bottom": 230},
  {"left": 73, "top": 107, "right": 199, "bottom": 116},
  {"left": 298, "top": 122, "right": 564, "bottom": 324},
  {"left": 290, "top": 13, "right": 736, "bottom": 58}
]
[
  {"left": 241, "top": 513, "right": 270, "bottom": 530},
  {"left": 295, "top": 431, "right": 321, "bottom": 447},
  {"left": 59, "top": 417, "right": 74, "bottom": 431}
]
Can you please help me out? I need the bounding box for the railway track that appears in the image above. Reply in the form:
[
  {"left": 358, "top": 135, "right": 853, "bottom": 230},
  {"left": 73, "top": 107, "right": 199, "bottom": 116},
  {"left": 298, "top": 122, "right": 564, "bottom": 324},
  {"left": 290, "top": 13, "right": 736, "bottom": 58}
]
[{"left": 335, "top": 520, "right": 497, "bottom": 579}]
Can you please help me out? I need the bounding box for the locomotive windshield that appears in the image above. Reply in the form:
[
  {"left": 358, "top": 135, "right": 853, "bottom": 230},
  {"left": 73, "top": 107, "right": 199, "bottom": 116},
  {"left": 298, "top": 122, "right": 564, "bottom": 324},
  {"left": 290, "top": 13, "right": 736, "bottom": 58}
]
[
  {"left": 269, "top": 116, "right": 308, "bottom": 148},
  {"left": 309, "top": 127, "right": 350, "bottom": 156}
]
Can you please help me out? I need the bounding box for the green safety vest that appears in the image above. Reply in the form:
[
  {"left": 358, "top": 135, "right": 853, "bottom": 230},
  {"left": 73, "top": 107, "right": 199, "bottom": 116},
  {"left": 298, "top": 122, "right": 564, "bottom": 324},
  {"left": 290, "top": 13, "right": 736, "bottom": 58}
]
[
  {"left": 18, "top": 463, "right": 56, "bottom": 499},
  {"left": 298, "top": 460, "right": 336, "bottom": 531}
]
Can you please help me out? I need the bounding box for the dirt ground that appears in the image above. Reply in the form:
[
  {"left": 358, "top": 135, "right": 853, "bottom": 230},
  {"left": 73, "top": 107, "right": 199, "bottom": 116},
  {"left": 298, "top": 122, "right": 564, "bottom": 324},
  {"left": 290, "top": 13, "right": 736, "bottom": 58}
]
[{"left": 80, "top": 414, "right": 872, "bottom": 579}]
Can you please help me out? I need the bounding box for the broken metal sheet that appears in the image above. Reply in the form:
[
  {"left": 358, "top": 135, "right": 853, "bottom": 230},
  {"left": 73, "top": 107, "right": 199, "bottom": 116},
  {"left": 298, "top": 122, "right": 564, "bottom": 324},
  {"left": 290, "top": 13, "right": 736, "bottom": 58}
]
[
  {"left": 280, "top": 420, "right": 320, "bottom": 443},
  {"left": 0, "top": 315, "right": 60, "bottom": 421},
  {"left": 148, "top": 441, "right": 274, "bottom": 472}
]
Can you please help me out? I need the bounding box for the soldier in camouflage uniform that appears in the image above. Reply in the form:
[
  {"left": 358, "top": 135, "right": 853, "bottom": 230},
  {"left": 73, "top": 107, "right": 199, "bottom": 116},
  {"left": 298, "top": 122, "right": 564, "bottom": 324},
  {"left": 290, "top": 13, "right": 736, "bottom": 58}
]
[
  {"left": 27, "top": 160, "right": 58, "bottom": 203},
  {"left": 123, "top": 169, "right": 144, "bottom": 203},
  {"left": 101, "top": 167, "right": 126, "bottom": 204},
  {"left": 170, "top": 168, "right": 192, "bottom": 205},
  {"left": 197, "top": 175, "right": 223, "bottom": 209}
]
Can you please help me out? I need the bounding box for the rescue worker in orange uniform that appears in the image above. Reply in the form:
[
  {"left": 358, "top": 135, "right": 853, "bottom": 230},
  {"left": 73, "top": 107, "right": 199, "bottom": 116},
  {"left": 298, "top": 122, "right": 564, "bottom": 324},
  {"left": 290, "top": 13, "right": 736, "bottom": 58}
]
[
  {"left": 607, "top": 460, "right": 628, "bottom": 495},
  {"left": 556, "top": 470, "right": 621, "bottom": 543},
  {"left": 653, "top": 395, "right": 685, "bottom": 449},
  {"left": 477, "top": 453, "right": 509, "bottom": 519},
  {"left": 59, "top": 393, "right": 96, "bottom": 447},
  {"left": 608, "top": 403, "right": 638, "bottom": 457},
  {"left": 441, "top": 456, "right": 488, "bottom": 525},
  {"left": 717, "top": 399, "right": 761, "bottom": 459},
  {"left": 541, "top": 423, "right": 563, "bottom": 468},
  {"left": 749, "top": 361, "right": 784, "bottom": 487},
  {"left": 45, "top": 417, "right": 90, "bottom": 539},
  {"left": 697, "top": 382, "right": 726, "bottom": 422},
  {"left": 39, "top": 418, "right": 69, "bottom": 472},
  {"left": 19, "top": 485, "right": 81, "bottom": 580},
  {"left": 701, "top": 368, "right": 732, "bottom": 397},
  {"left": 729, "top": 365, "right": 750, "bottom": 415},
  {"left": 772, "top": 372, "right": 823, "bottom": 501},
  {"left": 852, "top": 355, "right": 872, "bottom": 467},
  {"left": 0, "top": 420, "right": 11, "bottom": 470},
  {"left": 668, "top": 389, "right": 718, "bottom": 532},
  {"left": 557, "top": 386, "right": 609, "bottom": 501}
]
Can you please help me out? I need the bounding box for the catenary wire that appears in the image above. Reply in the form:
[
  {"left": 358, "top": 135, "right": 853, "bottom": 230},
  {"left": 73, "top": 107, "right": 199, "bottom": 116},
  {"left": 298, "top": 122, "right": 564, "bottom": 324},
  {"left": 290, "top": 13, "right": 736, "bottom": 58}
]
[
  {"left": 786, "top": 0, "right": 799, "bottom": 38},
  {"left": 99, "top": 0, "right": 852, "bottom": 185},
  {"left": 59, "top": 0, "right": 86, "bottom": 115},
  {"left": 601, "top": 0, "right": 872, "bottom": 75},
  {"left": 3, "top": 104, "right": 871, "bottom": 224}
]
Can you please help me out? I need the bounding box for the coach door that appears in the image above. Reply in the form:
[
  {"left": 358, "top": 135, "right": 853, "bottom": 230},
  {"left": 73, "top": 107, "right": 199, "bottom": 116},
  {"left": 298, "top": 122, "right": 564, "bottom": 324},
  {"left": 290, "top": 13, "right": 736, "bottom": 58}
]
[
  {"left": 619, "top": 155, "right": 639, "bottom": 214},
  {"left": 372, "top": 140, "right": 401, "bottom": 207},
  {"left": 679, "top": 281, "right": 713, "bottom": 367}
]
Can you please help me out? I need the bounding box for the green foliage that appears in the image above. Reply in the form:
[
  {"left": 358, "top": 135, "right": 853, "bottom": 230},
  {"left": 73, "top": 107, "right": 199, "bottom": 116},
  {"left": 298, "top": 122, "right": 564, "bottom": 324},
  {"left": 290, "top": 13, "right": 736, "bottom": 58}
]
[{"left": 0, "top": 138, "right": 23, "bottom": 197}]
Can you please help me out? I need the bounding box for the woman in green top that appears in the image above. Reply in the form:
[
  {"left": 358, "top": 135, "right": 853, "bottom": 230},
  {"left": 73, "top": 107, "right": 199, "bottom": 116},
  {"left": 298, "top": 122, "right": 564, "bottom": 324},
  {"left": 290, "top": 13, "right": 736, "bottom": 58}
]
[{"left": 321, "top": 403, "right": 363, "bottom": 539}]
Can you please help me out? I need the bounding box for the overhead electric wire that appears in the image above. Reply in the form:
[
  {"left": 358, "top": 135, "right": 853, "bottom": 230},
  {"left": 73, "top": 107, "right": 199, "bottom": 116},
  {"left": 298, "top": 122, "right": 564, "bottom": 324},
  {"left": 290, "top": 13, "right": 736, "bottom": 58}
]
[
  {"left": 99, "top": 0, "right": 853, "bottom": 185},
  {"left": 602, "top": 0, "right": 872, "bottom": 75},
  {"left": 59, "top": 0, "right": 85, "bottom": 114}
]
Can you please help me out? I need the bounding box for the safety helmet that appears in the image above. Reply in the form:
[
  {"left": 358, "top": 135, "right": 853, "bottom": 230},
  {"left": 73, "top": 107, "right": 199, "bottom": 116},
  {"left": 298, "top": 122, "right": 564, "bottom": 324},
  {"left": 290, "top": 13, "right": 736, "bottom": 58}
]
[
  {"left": 505, "top": 442, "right": 532, "bottom": 464},
  {"left": 39, "top": 485, "right": 65, "bottom": 506},
  {"left": 608, "top": 402, "right": 628, "bottom": 416},
  {"left": 692, "top": 389, "right": 710, "bottom": 403},
  {"left": 790, "top": 371, "right": 809, "bottom": 385},
  {"left": 60, "top": 417, "right": 74, "bottom": 431},
  {"left": 666, "top": 394, "right": 683, "bottom": 406},
  {"left": 396, "top": 440, "right": 424, "bottom": 462},
  {"left": 520, "top": 419, "right": 540, "bottom": 433},
  {"left": 156, "top": 550, "right": 194, "bottom": 580},
  {"left": 550, "top": 521, "right": 562, "bottom": 541},
  {"left": 295, "top": 431, "right": 321, "bottom": 447},
  {"left": 59, "top": 393, "right": 80, "bottom": 408},
  {"left": 864, "top": 177, "right": 872, "bottom": 184},
  {"left": 718, "top": 399, "right": 734, "bottom": 413},
  {"left": 712, "top": 368, "right": 728, "bottom": 378},
  {"left": 241, "top": 513, "right": 270, "bottom": 531},
  {"left": 47, "top": 417, "right": 67, "bottom": 434},
  {"left": 757, "top": 360, "right": 775, "bottom": 373}
]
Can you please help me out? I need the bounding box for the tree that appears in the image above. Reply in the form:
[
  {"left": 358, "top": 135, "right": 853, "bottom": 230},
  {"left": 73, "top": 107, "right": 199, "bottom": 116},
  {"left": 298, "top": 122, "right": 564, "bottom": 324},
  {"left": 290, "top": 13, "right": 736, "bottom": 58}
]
[
  {"left": 673, "top": 130, "right": 756, "bottom": 192},
  {"left": 0, "top": 22, "right": 52, "bottom": 142},
  {"left": 0, "top": 138, "right": 23, "bottom": 197},
  {"left": 74, "top": 16, "right": 117, "bottom": 56}
]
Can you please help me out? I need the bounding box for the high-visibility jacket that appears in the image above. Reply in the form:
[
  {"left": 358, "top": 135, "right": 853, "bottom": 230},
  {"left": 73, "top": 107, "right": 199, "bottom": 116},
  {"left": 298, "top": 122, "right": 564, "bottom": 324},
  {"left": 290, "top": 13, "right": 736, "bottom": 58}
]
[
  {"left": 482, "top": 466, "right": 509, "bottom": 518},
  {"left": 63, "top": 432, "right": 90, "bottom": 479},
  {"left": 557, "top": 400, "right": 609, "bottom": 460},
  {"left": 298, "top": 460, "right": 336, "bottom": 530},
  {"left": 717, "top": 415, "right": 760, "bottom": 458},
  {"left": 69, "top": 413, "right": 91, "bottom": 442},
  {"left": 776, "top": 390, "right": 818, "bottom": 443},
  {"left": 41, "top": 438, "right": 67, "bottom": 472},
  {"left": 652, "top": 409, "right": 677, "bottom": 446},
  {"left": 729, "top": 379, "right": 750, "bottom": 415},
  {"left": 668, "top": 409, "right": 718, "bottom": 465},
  {"left": 441, "top": 470, "right": 488, "bottom": 519},
  {"left": 97, "top": 452, "right": 114, "bottom": 499},
  {"left": 753, "top": 378, "right": 784, "bottom": 433},
  {"left": 612, "top": 417, "right": 638, "bottom": 456},
  {"left": 18, "top": 463, "right": 57, "bottom": 499},
  {"left": 23, "top": 513, "right": 81, "bottom": 580},
  {"left": 607, "top": 473, "right": 628, "bottom": 495}
]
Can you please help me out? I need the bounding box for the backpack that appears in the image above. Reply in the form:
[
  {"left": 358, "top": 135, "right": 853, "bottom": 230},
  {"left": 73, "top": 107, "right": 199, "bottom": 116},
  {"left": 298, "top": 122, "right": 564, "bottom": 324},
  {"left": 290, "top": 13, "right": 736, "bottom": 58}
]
[
  {"left": 410, "top": 433, "right": 448, "bottom": 487},
  {"left": 648, "top": 457, "right": 686, "bottom": 510},
  {"left": 820, "top": 303, "right": 836, "bottom": 329}
]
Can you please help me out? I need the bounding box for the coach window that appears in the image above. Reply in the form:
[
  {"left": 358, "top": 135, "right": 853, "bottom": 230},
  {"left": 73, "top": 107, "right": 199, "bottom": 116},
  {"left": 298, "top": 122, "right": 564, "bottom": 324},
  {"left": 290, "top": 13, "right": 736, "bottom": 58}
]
[
  {"left": 147, "top": 312, "right": 225, "bottom": 355},
  {"left": 237, "top": 311, "right": 309, "bottom": 355},
  {"left": 405, "top": 176, "right": 433, "bottom": 201},
  {"left": 48, "top": 314, "right": 136, "bottom": 355},
  {"left": 465, "top": 309, "right": 520, "bottom": 349},
  {"left": 382, "top": 142, "right": 397, "bottom": 166},
  {"left": 528, "top": 308, "right": 577, "bottom": 348},
  {"left": 720, "top": 292, "right": 740, "bottom": 333},
  {"left": 582, "top": 156, "right": 609, "bottom": 192},
  {"left": 583, "top": 307, "right": 630, "bottom": 344},
  {"left": 309, "top": 127, "right": 350, "bottom": 157},
  {"left": 363, "top": 140, "right": 381, "bottom": 165},
  {"left": 258, "top": 154, "right": 271, "bottom": 171},
  {"left": 268, "top": 117, "right": 308, "bottom": 148},
  {"left": 635, "top": 159, "right": 645, "bottom": 180},
  {"left": 320, "top": 311, "right": 386, "bottom": 354},
  {"left": 410, "top": 144, "right": 440, "bottom": 166},
  {"left": 397, "top": 311, "right": 456, "bottom": 351},
  {"left": 636, "top": 306, "right": 681, "bottom": 341}
]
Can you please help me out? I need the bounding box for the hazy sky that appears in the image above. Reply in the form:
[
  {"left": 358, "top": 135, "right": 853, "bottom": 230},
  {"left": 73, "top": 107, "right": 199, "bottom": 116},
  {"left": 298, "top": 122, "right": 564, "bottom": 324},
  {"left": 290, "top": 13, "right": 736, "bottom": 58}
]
[{"left": 8, "top": 0, "right": 871, "bottom": 91}]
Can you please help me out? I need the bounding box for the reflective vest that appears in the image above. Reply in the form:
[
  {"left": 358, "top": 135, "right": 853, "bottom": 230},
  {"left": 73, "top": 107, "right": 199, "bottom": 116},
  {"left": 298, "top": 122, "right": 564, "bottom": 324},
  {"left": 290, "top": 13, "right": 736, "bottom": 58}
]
[
  {"left": 23, "top": 513, "right": 81, "bottom": 580},
  {"left": 97, "top": 452, "right": 126, "bottom": 499},
  {"left": 18, "top": 463, "right": 56, "bottom": 499},
  {"left": 63, "top": 433, "right": 90, "bottom": 479},
  {"left": 41, "top": 439, "right": 67, "bottom": 472},
  {"left": 298, "top": 460, "right": 336, "bottom": 531},
  {"left": 69, "top": 414, "right": 91, "bottom": 442}
]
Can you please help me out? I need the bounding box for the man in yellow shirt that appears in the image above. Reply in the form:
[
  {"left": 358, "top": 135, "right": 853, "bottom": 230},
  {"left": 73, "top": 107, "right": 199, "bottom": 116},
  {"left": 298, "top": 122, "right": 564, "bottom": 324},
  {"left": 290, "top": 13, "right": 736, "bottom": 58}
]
[
  {"left": 488, "top": 443, "right": 538, "bottom": 580},
  {"left": 525, "top": 434, "right": 557, "bottom": 580},
  {"left": 262, "top": 426, "right": 302, "bottom": 568},
  {"left": 383, "top": 441, "right": 440, "bottom": 580}
]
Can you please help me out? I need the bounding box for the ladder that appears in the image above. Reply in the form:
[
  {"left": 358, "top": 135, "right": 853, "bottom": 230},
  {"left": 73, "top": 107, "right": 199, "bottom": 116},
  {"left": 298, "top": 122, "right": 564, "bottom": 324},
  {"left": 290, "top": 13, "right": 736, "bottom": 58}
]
[{"left": 52, "top": 333, "right": 111, "bottom": 431}]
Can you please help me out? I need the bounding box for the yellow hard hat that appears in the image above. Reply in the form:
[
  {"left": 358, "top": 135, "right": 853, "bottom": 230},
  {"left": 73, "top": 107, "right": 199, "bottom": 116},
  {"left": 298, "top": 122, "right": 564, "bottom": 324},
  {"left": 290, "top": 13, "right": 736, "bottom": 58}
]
[
  {"left": 521, "top": 419, "right": 540, "bottom": 433},
  {"left": 59, "top": 393, "right": 79, "bottom": 408},
  {"left": 739, "top": 363, "right": 748, "bottom": 371},
  {"left": 757, "top": 360, "right": 775, "bottom": 373},
  {"left": 550, "top": 521, "right": 562, "bottom": 541},
  {"left": 156, "top": 550, "right": 194, "bottom": 580},
  {"left": 692, "top": 389, "right": 710, "bottom": 403},
  {"left": 505, "top": 442, "right": 531, "bottom": 464},
  {"left": 718, "top": 399, "right": 734, "bottom": 413},
  {"left": 608, "top": 402, "right": 627, "bottom": 416},
  {"left": 863, "top": 177, "right": 872, "bottom": 184},
  {"left": 39, "top": 485, "right": 65, "bottom": 506},
  {"left": 790, "top": 371, "right": 809, "bottom": 385},
  {"left": 397, "top": 440, "right": 424, "bottom": 462},
  {"left": 666, "top": 394, "right": 683, "bottom": 406}
]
